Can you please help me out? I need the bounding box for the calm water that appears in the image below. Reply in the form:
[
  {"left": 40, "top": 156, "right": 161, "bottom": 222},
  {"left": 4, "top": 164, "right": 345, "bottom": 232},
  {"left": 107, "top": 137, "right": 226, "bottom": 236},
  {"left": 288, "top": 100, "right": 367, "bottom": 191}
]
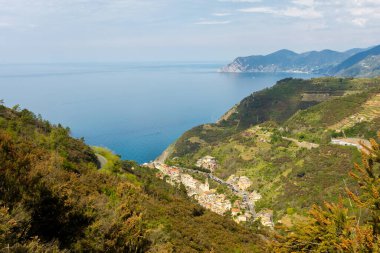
[{"left": 0, "top": 63, "right": 316, "bottom": 163}]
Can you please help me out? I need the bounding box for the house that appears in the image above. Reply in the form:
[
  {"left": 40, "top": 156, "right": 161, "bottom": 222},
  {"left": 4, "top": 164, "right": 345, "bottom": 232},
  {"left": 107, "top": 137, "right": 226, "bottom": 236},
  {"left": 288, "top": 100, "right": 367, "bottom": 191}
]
[
  {"left": 256, "top": 210, "right": 274, "bottom": 228},
  {"left": 227, "top": 175, "right": 253, "bottom": 191},
  {"left": 196, "top": 156, "right": 218, "bottom": 172},
  {"left": 235, "top": 215, "right": 247, "bottom": 223},
  {"left": 231, "top": 208, "right": 241, "bottom": 216},
  {"left": 199, "top": 178, "right": 210, "bottom": 192},
  {"left": 249, "top": 191, "right": 262, "bottom": 203}
]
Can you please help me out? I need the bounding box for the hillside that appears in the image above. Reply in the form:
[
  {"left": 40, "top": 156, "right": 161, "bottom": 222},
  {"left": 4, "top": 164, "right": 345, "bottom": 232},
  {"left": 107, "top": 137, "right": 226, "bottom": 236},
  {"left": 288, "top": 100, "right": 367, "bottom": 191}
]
[
  {"left": 220, "top": 47, "right": 365, "bottom": 74},
  {"left": 334, "top": 52, "right": 380, "bottom": 77},
  {"left": 221, "top": 45, "right": 380, "bottom": 77},
  {"left": 3, "top": 78, "right": 380, "bottom": 252},
  {"left": 332, "top": 45, "right": 380, "bottom": 75},
  {"left": 164, "top": 77, "right": 380, "bottom": 222},
  {"left": 0, "top": 104, "right": 262, "bottom": 252}
]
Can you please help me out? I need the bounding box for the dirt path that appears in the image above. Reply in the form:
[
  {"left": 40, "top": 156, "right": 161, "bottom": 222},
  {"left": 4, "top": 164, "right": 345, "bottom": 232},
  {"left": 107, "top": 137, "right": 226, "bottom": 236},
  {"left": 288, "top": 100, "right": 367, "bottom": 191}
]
[{"left": 282, "top": 137, "right": 320, "bottom": 149}]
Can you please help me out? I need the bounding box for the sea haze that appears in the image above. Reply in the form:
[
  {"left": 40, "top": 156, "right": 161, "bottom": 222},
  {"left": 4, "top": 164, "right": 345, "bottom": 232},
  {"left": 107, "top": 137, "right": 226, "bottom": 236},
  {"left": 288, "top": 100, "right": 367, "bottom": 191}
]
[{"left": 0, "top": 63, "right": 317, "bottom": 163}]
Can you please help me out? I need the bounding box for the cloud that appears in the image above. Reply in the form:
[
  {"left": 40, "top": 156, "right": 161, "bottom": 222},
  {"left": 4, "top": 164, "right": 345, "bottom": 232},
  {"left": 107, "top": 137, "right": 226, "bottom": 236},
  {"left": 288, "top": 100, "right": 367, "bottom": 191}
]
[
  {"left": 283, "top": 7, "right": 322, "bottom": 19},
  {"left": 218, "top": 0, "right": 261, "bottom": 2},
  {"left": 238, "top": 6, "right": 322, "bottom": 19},
  {"left": 0, "top": 0, "right": 379, "bottom": 62},
  {"left": 352, "top": 0, "right": 380, "bottom": 6},
  {"left": 0, "top": 22, "right": 11, "bottom": 27},
  {"left": 352, "top": 18, "right": 368, "bottom": 27},
  {"left": 292, "top": 0, "right": 315, "bottom": 7},
  {"left": 349, "top": 7, "right": 380, "bottom": 17},
  {"left": 306, "top": 22, "right": 328, "bottom": 30},
  {"left": 194, "top": 20, "right": 231, "bottom": 25},
  {"left": 238, "top": 7, "right": 277, "bottom": 14},
  {"left": 236, "top": 0, "right": 378, "bottom": 25},
  {"left": 213, "top": 12, "right": 232, "bottom": 17}
]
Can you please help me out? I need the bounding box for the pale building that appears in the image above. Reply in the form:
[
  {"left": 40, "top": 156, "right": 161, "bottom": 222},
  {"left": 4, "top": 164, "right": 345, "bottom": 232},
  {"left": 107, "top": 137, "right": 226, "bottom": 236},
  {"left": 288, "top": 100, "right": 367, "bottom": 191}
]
[{"left": 196, "top": 156, "right": 218, "bottom": 172}]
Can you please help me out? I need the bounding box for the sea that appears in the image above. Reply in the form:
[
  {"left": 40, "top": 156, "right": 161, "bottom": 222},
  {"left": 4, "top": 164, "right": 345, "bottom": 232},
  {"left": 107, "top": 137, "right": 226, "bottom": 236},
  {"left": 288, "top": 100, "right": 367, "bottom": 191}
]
[{"left": 0, "top": 62, "right": 316, "bottom": 163}]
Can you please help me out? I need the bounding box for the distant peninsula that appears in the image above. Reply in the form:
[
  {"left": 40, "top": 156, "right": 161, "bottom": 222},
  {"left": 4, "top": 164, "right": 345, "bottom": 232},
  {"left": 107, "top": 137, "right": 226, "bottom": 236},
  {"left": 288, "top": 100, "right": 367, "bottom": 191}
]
[{"left": 221, "top": 45, "right": 380, "bottom": 78}]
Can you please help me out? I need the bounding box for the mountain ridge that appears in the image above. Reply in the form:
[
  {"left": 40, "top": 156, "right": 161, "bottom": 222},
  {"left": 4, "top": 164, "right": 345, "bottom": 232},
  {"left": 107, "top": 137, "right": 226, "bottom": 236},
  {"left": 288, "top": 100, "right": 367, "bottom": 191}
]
[{"left": 221, "top": 46, "right": 379, "bottom": 77}]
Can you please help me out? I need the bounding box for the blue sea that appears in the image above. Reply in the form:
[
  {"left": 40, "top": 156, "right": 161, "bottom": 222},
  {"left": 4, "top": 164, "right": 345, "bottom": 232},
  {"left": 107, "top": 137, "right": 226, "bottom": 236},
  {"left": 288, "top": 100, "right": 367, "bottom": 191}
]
[{"left": 0, "top": 63, "right": 316, "bottom": 163}]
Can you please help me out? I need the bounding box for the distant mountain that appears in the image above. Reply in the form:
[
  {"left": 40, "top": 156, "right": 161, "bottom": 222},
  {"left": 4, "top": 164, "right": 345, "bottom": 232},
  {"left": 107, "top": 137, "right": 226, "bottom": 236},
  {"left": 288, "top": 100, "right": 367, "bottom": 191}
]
[
  {"left": 332, "top": 45, "right": 380, "bottom": 77},
  {"left": 220, "top": 47, "right": 370, "bottom": 75}
]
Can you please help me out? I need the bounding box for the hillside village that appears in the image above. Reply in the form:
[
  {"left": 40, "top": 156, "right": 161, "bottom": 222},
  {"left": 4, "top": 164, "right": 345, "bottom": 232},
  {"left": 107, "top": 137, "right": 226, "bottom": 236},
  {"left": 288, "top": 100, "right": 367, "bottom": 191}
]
[
  {"left": 147, "top": 135, "right": 372, "bottom": 228},
  {"left": 144, "top": 159, "right": 274, "bottom": 227}
]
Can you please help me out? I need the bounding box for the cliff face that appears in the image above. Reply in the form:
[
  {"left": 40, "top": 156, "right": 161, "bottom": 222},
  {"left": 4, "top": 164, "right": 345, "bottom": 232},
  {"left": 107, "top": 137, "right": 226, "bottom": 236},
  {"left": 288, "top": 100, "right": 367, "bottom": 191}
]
[{"left": 220, "top": 58, "right": 246, "bottom": 72}]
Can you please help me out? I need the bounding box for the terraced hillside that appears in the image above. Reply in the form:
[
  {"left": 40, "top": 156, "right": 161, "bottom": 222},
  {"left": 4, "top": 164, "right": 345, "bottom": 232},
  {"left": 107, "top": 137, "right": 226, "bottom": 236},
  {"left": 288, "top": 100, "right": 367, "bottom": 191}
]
[
  {"left": 164, "top": 77, "right": 380, "bottom": 221},
  {"left": 330, "top": 93, "right": 380, "bottom": 130}
]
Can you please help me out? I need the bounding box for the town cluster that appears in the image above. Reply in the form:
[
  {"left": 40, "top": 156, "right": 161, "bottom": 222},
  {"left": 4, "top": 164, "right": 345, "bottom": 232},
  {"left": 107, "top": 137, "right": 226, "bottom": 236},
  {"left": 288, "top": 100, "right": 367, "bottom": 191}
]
[
  {"left": 146, "top": 156, "right": 274, "bottom": 227},
  {"left": 153, "top": 163, "right": 231, "bottom": 215}
]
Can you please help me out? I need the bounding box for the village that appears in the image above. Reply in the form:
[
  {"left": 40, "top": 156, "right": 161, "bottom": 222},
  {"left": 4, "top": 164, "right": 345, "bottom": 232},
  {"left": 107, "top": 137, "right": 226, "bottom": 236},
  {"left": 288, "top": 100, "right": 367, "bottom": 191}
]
[
  {"left": 143, "top": 132, "right": 372, "bottom": 228},
  {"left": 144, "top": 156, "right": 274, "bottom": 227}
]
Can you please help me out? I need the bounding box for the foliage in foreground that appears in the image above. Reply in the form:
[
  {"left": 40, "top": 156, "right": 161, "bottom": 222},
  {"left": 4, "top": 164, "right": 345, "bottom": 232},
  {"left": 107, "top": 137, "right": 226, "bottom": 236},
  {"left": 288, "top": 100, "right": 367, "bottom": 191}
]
[
  {"left": 272, "top": 133, "right": 380, "bottom": 252},
  {"left": 0, "top": 105, "right": 261, "bottom": 252}
]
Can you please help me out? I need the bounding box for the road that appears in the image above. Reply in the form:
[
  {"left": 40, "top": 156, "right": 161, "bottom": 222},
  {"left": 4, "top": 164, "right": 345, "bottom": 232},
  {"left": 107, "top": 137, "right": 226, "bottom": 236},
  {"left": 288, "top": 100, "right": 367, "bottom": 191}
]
[
  {"left": 96, "top": 154, "right": 107, "bottom": 169},
  {"left": 331, "top": 138, "right": 371, "bottom": 154},
  {"left": 282, "top": 137, "right": 320, "bottom": 149}
]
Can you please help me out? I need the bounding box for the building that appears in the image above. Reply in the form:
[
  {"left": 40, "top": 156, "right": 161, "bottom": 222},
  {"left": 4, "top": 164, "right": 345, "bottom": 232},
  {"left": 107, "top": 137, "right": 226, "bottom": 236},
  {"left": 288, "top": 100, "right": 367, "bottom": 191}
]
[
  {"left": 227, "top": 175, "right": 253, "bottom": 191},
  {"left": 231, "top": 208, "right": 241, "bottom": 216},
  {"left": 249, "top": 191, "right": 262, "bottom": 203},
  {"left": 256, "top": 210, "right": 274, "bottom": 228},
  {"left": 196, "top": 156, "right": 218, "bottom": 172},
  {"left": 199, "top": 178, "right": 210, "bottom": 192}
]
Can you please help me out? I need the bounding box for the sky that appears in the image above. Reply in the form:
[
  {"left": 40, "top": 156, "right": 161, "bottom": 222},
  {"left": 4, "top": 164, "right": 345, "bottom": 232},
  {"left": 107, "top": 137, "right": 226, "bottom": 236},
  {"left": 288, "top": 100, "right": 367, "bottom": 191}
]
[{"left": 0, "top": 0, "right": 379, "bottom": 62}]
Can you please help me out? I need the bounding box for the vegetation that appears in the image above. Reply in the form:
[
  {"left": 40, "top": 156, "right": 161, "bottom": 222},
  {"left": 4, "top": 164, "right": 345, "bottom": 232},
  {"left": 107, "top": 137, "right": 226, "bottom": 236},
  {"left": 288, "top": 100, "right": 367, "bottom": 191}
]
[
  {"left": 3, "top": 76, "right": 380, "bottom": 252},
  {"left": 167, "top": 77, "right": 380, "bottom": 221},
  {"left": 92, "top": 146, "right": 122, "bottom": 172},
  {"left": 271, "top": 133, "right": 380, "bottom": 252},
  {"left": 0, "top": 104, "right": 261, "bottom": 252}
]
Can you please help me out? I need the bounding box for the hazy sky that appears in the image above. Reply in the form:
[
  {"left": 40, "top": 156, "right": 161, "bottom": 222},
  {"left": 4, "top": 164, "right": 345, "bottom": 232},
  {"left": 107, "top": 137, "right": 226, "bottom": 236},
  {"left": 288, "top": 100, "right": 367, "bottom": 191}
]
[{"left": 0, "top": 0, "right": 379, "bottom": 62}]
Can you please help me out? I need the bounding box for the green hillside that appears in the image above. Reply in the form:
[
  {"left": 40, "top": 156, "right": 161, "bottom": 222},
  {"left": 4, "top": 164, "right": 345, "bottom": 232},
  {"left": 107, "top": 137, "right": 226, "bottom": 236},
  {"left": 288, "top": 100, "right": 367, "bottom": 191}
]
[
  {"left": 333, "top": 44, "right": 380, "bottom": 77},
  {"left": 165, "top": 77, "right": 380, "bottom": 220},
  {"left": 3, "top": 77, "right": 380, "bottom": 252},
  {"left": 0, "top": 104, "right": 261, "bottom": 252}
]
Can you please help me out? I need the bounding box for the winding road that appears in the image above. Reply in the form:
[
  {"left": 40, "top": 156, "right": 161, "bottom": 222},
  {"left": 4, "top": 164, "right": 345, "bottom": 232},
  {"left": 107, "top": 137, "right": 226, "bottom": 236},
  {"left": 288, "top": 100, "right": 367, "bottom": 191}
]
[{"left": 96, "top": 154, "right": 107, "bottom": 169}]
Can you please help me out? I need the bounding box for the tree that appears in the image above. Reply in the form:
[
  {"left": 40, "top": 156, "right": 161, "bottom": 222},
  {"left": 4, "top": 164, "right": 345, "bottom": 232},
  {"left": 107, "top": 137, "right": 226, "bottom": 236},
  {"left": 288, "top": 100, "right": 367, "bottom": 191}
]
[
  {"left": 12, "top": 104, "right": 20, "bottom": 112},
  {"left": 346, "top": 132, "right": 380, "bottom": 241}
]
